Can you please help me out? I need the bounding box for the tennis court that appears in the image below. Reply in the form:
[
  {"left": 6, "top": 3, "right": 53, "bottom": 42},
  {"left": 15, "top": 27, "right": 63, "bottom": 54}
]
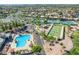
[{"left": 48, "top": 25, "right": 62, "bottom": 38}]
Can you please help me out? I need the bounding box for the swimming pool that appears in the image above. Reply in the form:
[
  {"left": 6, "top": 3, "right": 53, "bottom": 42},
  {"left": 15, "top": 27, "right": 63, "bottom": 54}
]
[{"left": 16, "top": 34, "right": 31, "bottom": 48}]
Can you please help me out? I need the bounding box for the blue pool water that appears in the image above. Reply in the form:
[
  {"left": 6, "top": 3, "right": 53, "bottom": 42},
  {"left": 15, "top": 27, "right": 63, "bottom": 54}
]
[{"left": 16, "top": 34, "right": 31, "bottom": 48}]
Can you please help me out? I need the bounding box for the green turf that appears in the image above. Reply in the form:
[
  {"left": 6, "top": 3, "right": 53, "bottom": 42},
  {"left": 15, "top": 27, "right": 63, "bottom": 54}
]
[{"left": 48, "top": 25, "right": 62, "bottom": 38}]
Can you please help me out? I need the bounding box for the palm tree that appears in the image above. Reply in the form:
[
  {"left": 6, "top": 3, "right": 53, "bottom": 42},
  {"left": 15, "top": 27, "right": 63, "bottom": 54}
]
[
  {"left": 32, "top": 44, "right": 42, "bottom": 54},
  {"left": 8, "top": 22, "right": 12, "bottom": 30},
  {"left": 1, "top": 24, "right": 5, "bottom": 31},
  {"left": 44, "top": 19, "right": 48, "bottom": 24},
  {"left": 4, "top": 22, "right": 8, "bottom": 30},
  {"left": 60, "top": 42, "right": 64, "bottom": 46},
  {"left": 11, "top": 20, "right": 16, "bottom": 27},
  {"left": 35, "top": 16, "right": 41, "bottom": 26},
  {"left": 63, "top": 46, "right": 66, "bottom": 49},
  {"left": 0, "top": 20, "right": 4, "bottom": 31},
  {"left": 47, "top": 36, "right": 56, "bottom": 42}
]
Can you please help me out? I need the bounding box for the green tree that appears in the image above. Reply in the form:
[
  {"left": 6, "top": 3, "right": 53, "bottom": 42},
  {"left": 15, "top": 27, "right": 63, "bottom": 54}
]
[
  {"left": 16, "top": 51, "right": 21, "bottom": 55},
  {"left": 1, "top": 24, "right": 6, "bottom": 31},
  {"left": 32, "top": 45, "right": 42, "bottom": 53},
  {"left": 47, "top": 36, "right": 56, "bottom": 41},
  {"left": 35, "top": 15, "right": 41, "bottom": 26},
  {"left": 44, "top": 19, "right": 48, "bottom": 24}
]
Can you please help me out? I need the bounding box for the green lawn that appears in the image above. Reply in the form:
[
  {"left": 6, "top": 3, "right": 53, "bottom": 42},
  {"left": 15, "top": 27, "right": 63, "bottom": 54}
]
[{"left": 48, "top": 25, "right": 62, "bottom": 38}]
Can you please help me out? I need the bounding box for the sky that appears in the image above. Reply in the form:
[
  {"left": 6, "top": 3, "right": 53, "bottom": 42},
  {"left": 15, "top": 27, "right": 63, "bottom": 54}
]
[{"left": 0, "top": 0, "right": 79, "bottom": 4}]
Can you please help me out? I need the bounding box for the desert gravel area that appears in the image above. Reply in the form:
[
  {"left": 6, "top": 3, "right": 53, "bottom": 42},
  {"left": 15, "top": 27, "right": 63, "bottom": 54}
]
[{"left": 43, "top": 35, "right": 73, "bottom": 55}]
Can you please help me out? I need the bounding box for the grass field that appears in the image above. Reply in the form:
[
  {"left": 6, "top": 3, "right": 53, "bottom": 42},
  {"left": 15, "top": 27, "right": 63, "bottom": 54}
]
[{"left": 48, "top": 25, "right": 62, "bottom": 38}]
